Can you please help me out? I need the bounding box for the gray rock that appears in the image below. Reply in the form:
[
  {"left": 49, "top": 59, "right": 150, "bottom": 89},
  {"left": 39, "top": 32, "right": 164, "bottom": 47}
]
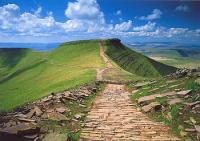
[
  {"left": 141, "top": 102, "right": 162, "bottom": 113},
  {"left": 0, "top": 122, "right": 40, "bottom": 135},
  {"left": 17, "top": 117, "right": 36, "bottom": 122},
  {"left": 55, "top": 107, "right": 67, "bottom": 114},
  {"left": 26, "top": 106, "right": 43, "bottom": 118},
  {"left": 47, "top": 112, "right": 68, "bottom": 121},
  {"left": 168, "top": 98, "right": 183, "bottom": 105},
  {"left": 138, "top": 91, "right": 176, "bottom": 104},
  {"left": 185, "top": 128, "right": 196, "bottom": 132},
  {"left": 185, "top": 101, "right": 200, "bottom": 108},
  {"left": 177, "top": 90, "right": 192, "bottom": 96},
  {"left": 134, "top": 82, "right": 150, "bottom": 89},
  {"left": 74, "top": 113, "right": 84, "bottom": 119}
]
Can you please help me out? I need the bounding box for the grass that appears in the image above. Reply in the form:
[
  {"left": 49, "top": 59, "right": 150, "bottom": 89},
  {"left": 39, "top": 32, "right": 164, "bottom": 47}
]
[
  {"left": 185, "top": 79, "right": 200, "bottom": 90},
  {"left": 0, "top": 40, "right": 105, "bottom": 112},
  {"left": 103, "top": 39, "right": 177, "bottom": 77}
]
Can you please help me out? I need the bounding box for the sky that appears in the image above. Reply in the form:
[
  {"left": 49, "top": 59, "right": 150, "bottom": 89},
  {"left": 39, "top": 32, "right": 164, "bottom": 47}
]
[{"left": 0, "top": 0, "right": 200, "bottom": 44}]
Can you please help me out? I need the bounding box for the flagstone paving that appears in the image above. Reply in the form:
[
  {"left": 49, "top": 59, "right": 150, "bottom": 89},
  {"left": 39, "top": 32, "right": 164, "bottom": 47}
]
[{"left": 80, "top": 84, "right": 180, "bottom": 141}]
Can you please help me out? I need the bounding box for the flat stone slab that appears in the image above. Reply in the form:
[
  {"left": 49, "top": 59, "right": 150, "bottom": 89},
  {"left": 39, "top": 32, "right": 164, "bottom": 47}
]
[
  {"left": 177, "top": 90, "right": 192, "bottom": 96},
  {"left": 141, "top": 102, "right": 161, "bottom": 113},
  {"left": 138, "top": 91, "right": 176, "bottom": 104},
  {"left": 0, "top": 122, "right": 39, "bottom": 135},
  {"left": 134, "top": 82, "right": 151, "bottom": 89},
  {"left": 47, "top": 112, "right": 68, "bottom": 121},
  {"left": 168, "top": 98, "right": 183, "bottom": 105}
]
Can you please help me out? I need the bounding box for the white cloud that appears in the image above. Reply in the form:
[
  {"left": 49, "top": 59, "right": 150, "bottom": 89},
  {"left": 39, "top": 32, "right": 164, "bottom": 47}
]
[
  {"left": 175, "top": 5, "right": 190, "bottom": 12},
  {"left": 165, "top": 28, "right": 189, "bottom": 38},
  {"left": 133, "top": 22, "right": 156, "bottom": 32},
  {"left": 0, "top": 4, "right": 20, "bottom": 29},
  {"left": 64, "top": 0, "right": 110, "bottom": 33},
  {"left": 0, "top": 4, "right": 58, "bottom": 36},
  {"left": 65, "top": 0, "right": 103, "bottom": 20},
  {"left": 116, "top": 10, "right": 122, "bottom": 16},
  {"left": 139, "top": 9, "right": 162, "bottom": 20},
  {"left": 0, "top": 3, "right": 199, "bottom": 44},
  {"left": 114, "top": 20, "right": 132, "bottom": 31}
]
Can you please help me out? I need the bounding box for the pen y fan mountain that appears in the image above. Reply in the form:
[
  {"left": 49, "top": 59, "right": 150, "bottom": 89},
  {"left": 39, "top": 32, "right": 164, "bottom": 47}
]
[{"left": 0, "top": 39, "right": 176, "bottom": 111}]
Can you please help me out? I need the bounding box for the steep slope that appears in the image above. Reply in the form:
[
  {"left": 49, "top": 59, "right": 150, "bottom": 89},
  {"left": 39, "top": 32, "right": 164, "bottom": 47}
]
[
  {"left": 0, "top": 40, "right": 104, "bottom": 111},
  {"left": 104, "top": 39, "right": 177, "bottom": 77}
]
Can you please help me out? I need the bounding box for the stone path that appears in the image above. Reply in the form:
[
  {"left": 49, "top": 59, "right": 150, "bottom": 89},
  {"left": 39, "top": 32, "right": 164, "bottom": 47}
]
[
  {"left": 80, "top": 84, "right": 180, "bottom": 140},
  {"left": 80, "top": 42, "right": 180, "bottom": 140}
]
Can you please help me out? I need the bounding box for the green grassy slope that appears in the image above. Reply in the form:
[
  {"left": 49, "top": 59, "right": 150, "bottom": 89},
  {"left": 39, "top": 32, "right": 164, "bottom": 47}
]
[
  {"left": 104, "top": 39, "right": 177, "bottom": 77},
  {"left": 0, "top": 40, "right": 104, "bottom": 111}
]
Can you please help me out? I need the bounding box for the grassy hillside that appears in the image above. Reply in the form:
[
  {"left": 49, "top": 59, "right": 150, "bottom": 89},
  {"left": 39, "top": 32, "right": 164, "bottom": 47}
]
[
  {"left": 0, "top": 40, "right": 104, "bottom": 111},
  {"left": 104, "top": 39, "right": 177, "bottom": 77},
  {"left": 0, "top": 39, "right": 177, "bottom": 111}
]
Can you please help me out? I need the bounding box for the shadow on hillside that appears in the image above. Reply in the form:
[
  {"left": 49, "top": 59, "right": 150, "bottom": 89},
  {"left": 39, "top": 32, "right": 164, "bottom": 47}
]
[
  {"left": 0, "top": 60, "right": 46, "bottom": 83},
  {"left": 0, "top": 48, "right": 29, "bottom": 67}
]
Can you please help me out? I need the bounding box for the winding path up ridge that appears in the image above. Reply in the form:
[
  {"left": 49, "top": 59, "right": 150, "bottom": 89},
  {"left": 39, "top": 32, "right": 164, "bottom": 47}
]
[{"left": 79, "top": 41, "right": 180, "bottom": 141}]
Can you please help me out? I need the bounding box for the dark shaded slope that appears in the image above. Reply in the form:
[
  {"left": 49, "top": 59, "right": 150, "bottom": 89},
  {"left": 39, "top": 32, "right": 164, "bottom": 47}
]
[
  {"left": 0, "top": 48, "right": 31, "bottom": 78},
  {"left": 104, "top": 39, "right": 177, "bottom": 77},
  {"left": 0, "top": 48, "right": 30, "bottom": 67}
]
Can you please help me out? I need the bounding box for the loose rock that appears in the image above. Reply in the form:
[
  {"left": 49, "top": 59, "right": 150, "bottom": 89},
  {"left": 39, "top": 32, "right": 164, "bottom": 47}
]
[{"left": 141, "top": 102, "right": 162, "bottom": 113}]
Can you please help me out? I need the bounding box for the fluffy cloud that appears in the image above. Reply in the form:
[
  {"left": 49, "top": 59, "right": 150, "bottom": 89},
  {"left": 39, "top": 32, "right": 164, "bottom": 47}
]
[
  {"left": 0, "top": 4, "right": 20, "bottom": 30},
  {"left": 65, "top": 0, "right": 103, "bottom": 20},
  {"left": 175, "top": 5, "right": 190, "bottom": 12},
  {"left": 139, "top": 9, "right": 162, "bottom": 20},
  {"left": 114, "top": 20, "right": 132, "bottom": 31},
  {"left": 64, "top": 0, "right": 108, "bottom": 32},
  {"left": 133, "top": 22, "right": 156, "bottom": 32},
  {"left": 0, "top": 4, "right": 58, "bottom": 36}
]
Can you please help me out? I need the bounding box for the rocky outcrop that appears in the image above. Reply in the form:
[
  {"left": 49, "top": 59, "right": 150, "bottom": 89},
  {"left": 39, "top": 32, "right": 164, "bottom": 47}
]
[
  {"left": 168, "top": 67, "right": 200, "bottom": 78},
  {"left": 0, "top": 83, "right": 100, "bottom": 141}
]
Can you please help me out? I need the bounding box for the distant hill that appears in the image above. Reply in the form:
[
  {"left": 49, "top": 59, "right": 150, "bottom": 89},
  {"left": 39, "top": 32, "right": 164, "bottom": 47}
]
[
  {"left": 104, "top": 39, "right": 177, "bottom": 77},
  {"left": 0, "top": 43, "right": 60, "bottom": 51}
]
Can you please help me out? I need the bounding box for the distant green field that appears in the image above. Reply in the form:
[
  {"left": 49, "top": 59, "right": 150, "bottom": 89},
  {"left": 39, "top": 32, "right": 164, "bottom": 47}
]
[
  {"left": 130, "top": 46, "right": 200, "bottom": 69},
  {"left": 0, "top": 40, "right": 104, "bottom": 111}
]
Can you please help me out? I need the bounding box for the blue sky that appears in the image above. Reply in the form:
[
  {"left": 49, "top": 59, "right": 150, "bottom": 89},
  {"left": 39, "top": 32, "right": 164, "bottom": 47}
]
[{"left": 0, "top": 0, "right": 200, "bottom": 44}]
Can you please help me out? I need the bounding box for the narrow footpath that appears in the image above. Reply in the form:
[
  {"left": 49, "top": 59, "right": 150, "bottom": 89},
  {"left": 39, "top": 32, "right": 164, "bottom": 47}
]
[{"left": 79, "top": 42, "right": 180, "bottom": 140}]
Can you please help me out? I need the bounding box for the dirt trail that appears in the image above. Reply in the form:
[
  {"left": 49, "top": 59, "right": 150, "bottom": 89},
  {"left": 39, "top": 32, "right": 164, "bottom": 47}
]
[
  {"left": 96, "top": 41, "right": 113, "bottom": 81},
  {"left": 99, "top": 41, "right": 113, "bottom": 69},
  {"left": 80, "top": 42, "right": 180, "bottom": 140}
]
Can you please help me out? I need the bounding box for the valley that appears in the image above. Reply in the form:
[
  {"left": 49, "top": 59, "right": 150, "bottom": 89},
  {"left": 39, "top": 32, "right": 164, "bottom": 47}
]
[{"left": 128, "top": 43, "right": 200, "bottom": 69}]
